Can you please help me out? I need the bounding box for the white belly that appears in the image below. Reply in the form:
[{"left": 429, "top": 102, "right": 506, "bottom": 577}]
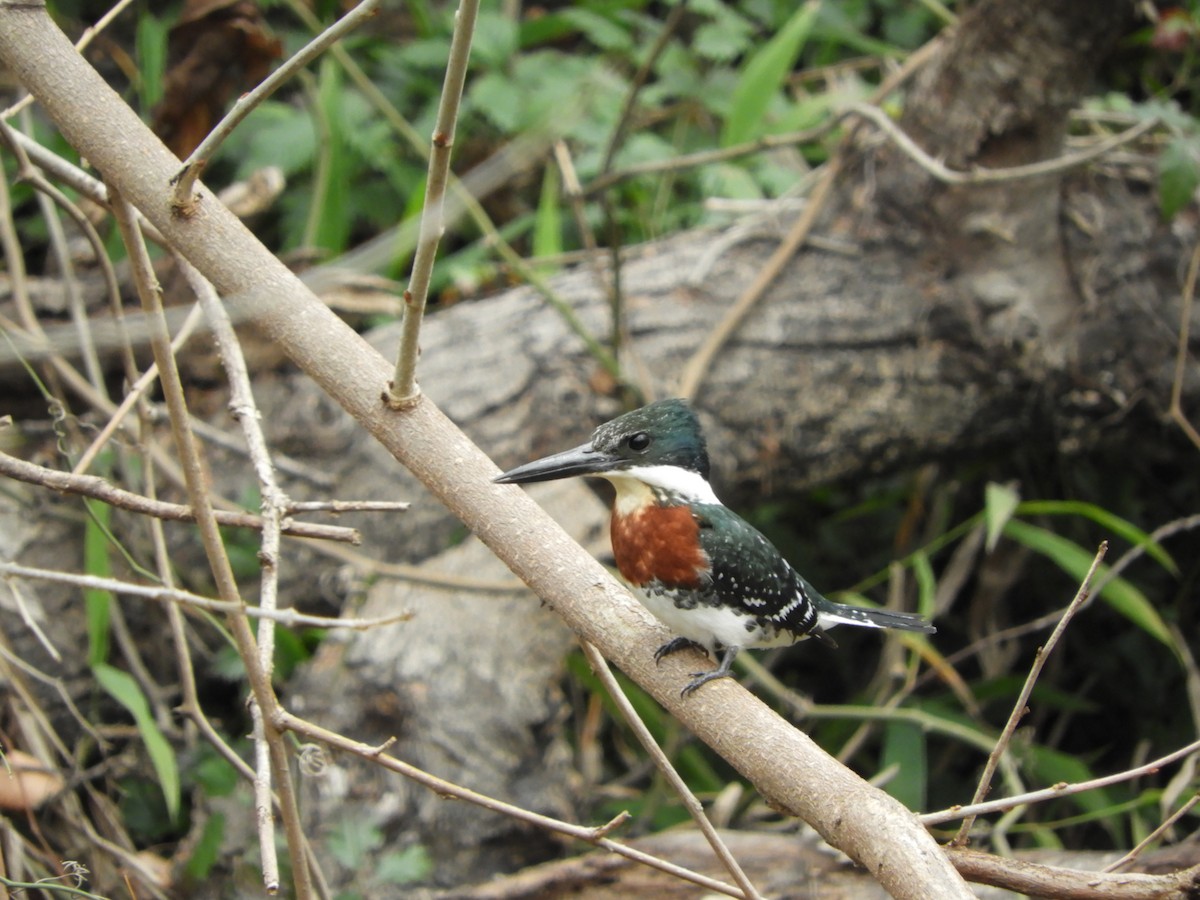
[{"left": 632, "top": 585, "right": 797, "bottom": 653}]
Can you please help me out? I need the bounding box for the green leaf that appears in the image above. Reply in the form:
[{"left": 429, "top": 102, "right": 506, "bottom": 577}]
[
  {"left": 911, "top": 549, "right": 936, "bottom": 617},
  {"left": 532, "top": 165, "right": 562, "bottom": 261},
  {"left": 881, "top": 720, "right": 926, "bottom": 810},
  {"left": 1015, "top": 500, "right": 1178, "bottom": 576},
  {"left": 558, "top": 8, "right": 634, "bottom": 52},
  {"left": 1158, "top": 136, "right": 1200, "bottom": 220},
  {"left": 721, "top": 1, "right": 820, "bottom": 147},
  {"left": 83, "top": 499, "right": 112, "bottom": 667},
  {"left": 309, "top": 57, "right": 353, "bottom": 253},
  {"left": 191, "top": 748, "right": 240, "bottom": 798},
  {"left": 701, "top": 162, "right": 765, "bottom": 201},
  {"left": 135, "top": 14, "right": 169, "bottom": 112},
  {"left": 471, "top": 9, "right": 519, "bottom": 67},
  {"left": 184, "top": 812, "right": 226, "bottom": 881},
  {"left": 329, "top": 815, "right": 383, "bottom": 869},
  {"left": 984, "top": 482, "right": 1020, "bottom": 552},
  {"left": 468, "top": 69, "right": 526, "bottom": 134},
  {"left": 374, "top": 844, "right": 433, "bottom": 885},
  {"left": 94, "top": 663, "right": 181, "bottom": 820},
  {"left": 229, "top": 101, "right": 316, "bottom": 179},
  {"left": 1002, "top": 520, "right": 1172, "bottom": 646}
]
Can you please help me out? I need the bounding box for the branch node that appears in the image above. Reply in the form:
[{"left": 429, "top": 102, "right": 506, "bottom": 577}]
[
  {"left": 590, "top": 810, "right": 630, "bottom": 838},
  {"left": 366, "top": 736, "right": 397, "bottom": 758},
  {"left": 382, "top": 381, "right": 422, "bottom": 411}
]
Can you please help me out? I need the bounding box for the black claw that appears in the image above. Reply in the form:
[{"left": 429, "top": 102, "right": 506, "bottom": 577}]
[
  {"left": 654, "top": 637, "right": 708, "bottom": 665},
  {"left": 678, "top": 646, "right": 741, "bottom": 697},
  {"left": 680, "top": 669, "right": 734, "bottom": 697}
]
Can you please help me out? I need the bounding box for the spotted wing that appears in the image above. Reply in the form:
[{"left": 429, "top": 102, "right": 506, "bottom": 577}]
[{"left": 691, "top": 504, "right": 822, "bottom": 638}]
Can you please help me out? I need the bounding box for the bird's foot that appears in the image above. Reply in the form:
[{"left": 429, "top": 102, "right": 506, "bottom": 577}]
[
  {"left": 678, "top": 646, "right": 740, "bottom": 698},
  {"left": 680, "top": 668, "right": 734, "bottom": 697},
  {"left": 654, "top": 637, "right": 708, "bottom": 665}
]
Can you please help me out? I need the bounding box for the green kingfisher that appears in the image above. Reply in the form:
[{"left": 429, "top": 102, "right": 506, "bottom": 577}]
[{"left": 495, "top": 399, "right": 935, "bottom": 696}]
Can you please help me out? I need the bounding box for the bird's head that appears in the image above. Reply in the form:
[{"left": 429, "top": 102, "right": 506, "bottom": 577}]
[{"left": 494, "top": 399, "right": 711, "bottom": 489}]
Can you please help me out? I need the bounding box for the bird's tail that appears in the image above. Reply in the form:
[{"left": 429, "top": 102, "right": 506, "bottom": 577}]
[{"left": 816, "top": 601, "right": 936, "bottom": 634}]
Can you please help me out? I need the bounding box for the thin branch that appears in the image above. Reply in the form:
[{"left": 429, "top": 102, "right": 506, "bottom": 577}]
[
  {"left": 0, "top": 451, "right": 362, "bottom": 544},
  {"left": 922, "top": 737, "right": 1200, "bottom": 826},
  {"left": 563, "top": 33, "right": 1154, "bottom": 200},
  {"left": 274, "top": 709, "right": 752, "bottom": 899},
  {"left": 171, "top": 0, "right": 383, "bottom": 210},
  {"left": 106, "top": 187, "right": 306, "bottom": 897},
  {"left": 176, "top": 259, "right": 299, "bottom": 884},
  {"left": 844, "top": 102, "right": 1161, "bottom": 186},
  {"left": 598, "top": 1, "right": 688, "bottom": 176},
  {"left": 387, "top": 0, "right": 480, "bottom": 405},
  {"left": 280, "top": 0, "right": 620, "bottom": 385},
  {"left": 0, "top": 636, "right": 105, "bottom": 751},
  {"left": 288, "top": 499, "right": 410, "bottom": 513},
  {"left": 0, "top": 562, "right": 411, "bottom": 630},
  {"left": 947, "top": 845, "right": 1199, "bottom": 900},
  {"left": 2, "top": 111, "right": 115, "bottom": 401},
  {"left": 952, "top": 542, "right": 1107, "bottom": 845},
  {"left": 580, "top": 641, "right": 764, "bottom": 900},
  {"left": 1105, "top": 790, "right": 1200, "bottom": 873},
  {"left": 585, "top": 118, "right": 840, "bottom": 196}
]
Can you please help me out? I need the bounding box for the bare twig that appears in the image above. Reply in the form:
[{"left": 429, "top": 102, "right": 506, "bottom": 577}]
[
  {"left": 171, "top": 0, "right": 383, "bottom": 210},
  {"left": 3, "top": 110, "right": 119, "bottom": 400},
  {"left": 281, "top": 0, "right": 619, "bottom": 384},
  {"left": 1105, "top": 790, "right": 1200, "bottom": 873},
  {"left": 588, "top": 35, "right": 1161, "bottom": 200},
  {"left": 844, "top": 102, "right": 1161, "bottom": 187},
  {"left": 922, "top": 736, "right": 1200, "bottom": 826},
  {"left": 176, "top": 259, "right": 298, "bottom": 877},
  {"left": 275, "top": 709, "right": 753, "bottom": 899},
  {"left": 387, "top": 0, "right": 480, "bottom": 405},
  {"left": 0, "top": 563, "right": 410, "bottom": 633},
  {"left": 287, "top": 499, "right": 410, "bottom": 513},
  {"left": 948, "top": 845, "right": 1200, "bottom": 899},
  {"left": 0, "top": 451, "right": 361, "bottom": 544},
  {"left": 106, "top": 187, "right": 309, "bottom": 897},
  {"left": 580, "top": 641, "right": 764, "bottom": 900},
  {"left": 952, "top": 542, "right": 1108, "bottom": 845},
  {"left": 585, "top": 119, "right": 840, "bottom": 196}
]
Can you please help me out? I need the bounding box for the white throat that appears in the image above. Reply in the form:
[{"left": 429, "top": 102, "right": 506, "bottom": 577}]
[{"left": 603, "top": 465, "right": 721, "bottom": 516}]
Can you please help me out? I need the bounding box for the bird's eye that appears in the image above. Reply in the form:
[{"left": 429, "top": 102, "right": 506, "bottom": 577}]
[{"left": 627, "top": 432, "right": 651, "bottom": 452}]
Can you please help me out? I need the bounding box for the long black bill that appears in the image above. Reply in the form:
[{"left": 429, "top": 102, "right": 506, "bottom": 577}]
[{"left": 494, "top": 441, "right": 619, "bottom": 484}]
